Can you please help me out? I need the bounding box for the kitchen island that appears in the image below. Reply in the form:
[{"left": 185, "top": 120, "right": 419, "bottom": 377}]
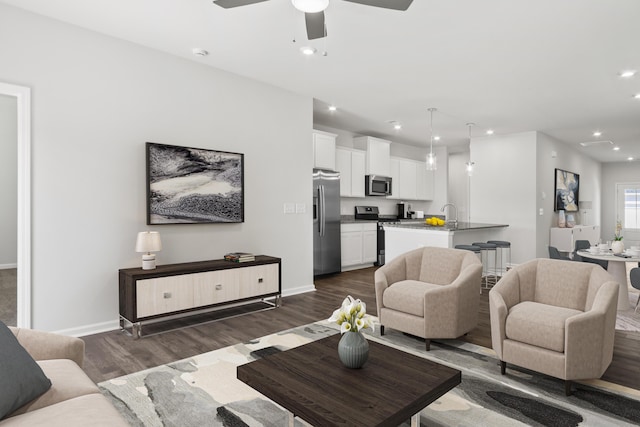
[{"left": 383, "top": 221, "right": 509, "bottom": 263}]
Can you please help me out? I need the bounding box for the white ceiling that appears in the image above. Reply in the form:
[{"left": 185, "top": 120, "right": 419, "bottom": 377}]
[{"left": 3, "top": 0, "right": 640, "bottom": 162}]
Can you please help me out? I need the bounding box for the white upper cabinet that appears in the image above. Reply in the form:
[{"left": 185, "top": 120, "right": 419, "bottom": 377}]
[
  {"left": 388, "top": 157, "right": 433, "bottom": 201},
  {"left": 416, "top": 166, "right": 434, "bottom": 201},
  {"left": 313, "top": 130, "right": 337, "bottom": 170},
  {"left": 353, "top": 136, "right": 391, "bottom": 176},
  {"left": 335, "top": 147, "right": 366, "bottom": 198}
]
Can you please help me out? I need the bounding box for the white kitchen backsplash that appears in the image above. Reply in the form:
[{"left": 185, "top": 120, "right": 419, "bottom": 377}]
[{"left": 340, "top": 197, "right": 432, "bottom": 217}]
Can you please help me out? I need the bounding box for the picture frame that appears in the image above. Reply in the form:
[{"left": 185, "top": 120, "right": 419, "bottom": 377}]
[
  {"left": 554, "top": 168, "right": 579, "bottom": 212},
  {"left": 146, "top": 142, "right": 244, "bottom": 224}
]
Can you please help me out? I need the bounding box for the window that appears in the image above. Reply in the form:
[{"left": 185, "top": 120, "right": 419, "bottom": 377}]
[{"left": 616, "top": 183, "right": 640, "bottom": 242}]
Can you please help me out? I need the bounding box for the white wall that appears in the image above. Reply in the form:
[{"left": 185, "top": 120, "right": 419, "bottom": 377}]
[
  {"left": 601, "top": 161, "right": 640, "bottom": 246},
  {"left": 536, "top": 132, "right": 602, "bottom": 256},
  {"left": 470, "top": 132, "right": 537, "bottom": 264},
  {"left": 448, "top": 152, "right": 470, "bottom": 223},
  {"left": 0, "top": 94, "right": 17, "bottom": 267},
  {"left": 0, "top": 4, "right": 314, "bottom": 334},
  {"left": 314, "top": 124, "right": 448, "bottom": 217}
]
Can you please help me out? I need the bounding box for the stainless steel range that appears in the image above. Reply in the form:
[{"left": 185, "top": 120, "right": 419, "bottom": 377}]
[{"left": 354, "top": 206, "right": 385, "bottom": 266}]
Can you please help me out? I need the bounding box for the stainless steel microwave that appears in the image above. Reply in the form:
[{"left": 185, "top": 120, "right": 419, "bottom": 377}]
[{"left": 365, "top": 175, "right": 392, "bottom": 196}]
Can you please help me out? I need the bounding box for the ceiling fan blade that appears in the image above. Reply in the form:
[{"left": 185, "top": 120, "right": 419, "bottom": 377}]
[
  {"left": 342, "top": 0, "right": 413, "bottom": 11},
  {"left": 213, "top": 0, "right": 270, "bottom": 8},
  {"left": 305, "top": 12, "right": 327, "bottom": 40}
]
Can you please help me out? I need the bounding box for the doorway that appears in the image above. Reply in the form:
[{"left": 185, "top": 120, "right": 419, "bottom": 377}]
[{"left": 0, "top": 82, "right": 31, "bottom": 328}]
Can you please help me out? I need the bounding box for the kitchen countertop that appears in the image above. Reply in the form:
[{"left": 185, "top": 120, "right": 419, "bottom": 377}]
[
  {"left": 383, "top": 221, "right": 509, "bottom": 231},
  {"left": 340, "top": 215, "right": 446, "bottom": 224}
]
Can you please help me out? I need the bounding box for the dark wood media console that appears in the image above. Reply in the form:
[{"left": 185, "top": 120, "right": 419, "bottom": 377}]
[{"left": 119, "top": 255, "right": 281, "bottom": 338}]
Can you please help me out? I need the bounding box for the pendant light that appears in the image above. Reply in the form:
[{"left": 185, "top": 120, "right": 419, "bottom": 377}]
[
  {"left": 465, "top": 123, "right": 475, "bottom": 176},
  {"left": 426, "top": 107, "right": 437, "bottom": 170}
]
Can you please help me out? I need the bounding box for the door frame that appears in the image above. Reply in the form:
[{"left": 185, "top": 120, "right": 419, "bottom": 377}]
[{"left": 0, "top": 82, "right": 31, "bottom": 328}]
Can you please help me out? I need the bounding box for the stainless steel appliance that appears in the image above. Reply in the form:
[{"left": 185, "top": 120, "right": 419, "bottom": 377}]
[
  {"left": 313, "top": 169, "right": 341, "bottom": 276},
  {"left": 365, "top": 175, "right": 392, "bottom": 196},
  {"left": 354, "top": 206, "right": 385, "bottom": 266}
]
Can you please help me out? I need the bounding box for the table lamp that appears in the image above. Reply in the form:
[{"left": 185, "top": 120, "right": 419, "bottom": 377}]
[{"left": 135, "top": 231, "right": 162, "bottom": 270}]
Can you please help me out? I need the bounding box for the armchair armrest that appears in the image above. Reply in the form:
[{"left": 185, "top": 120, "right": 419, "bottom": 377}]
[
  {"left": 489, "top": 268, "right": 522, "bottom": 359},
  {"left": 565, "top": 281, "right": 618, "bottom": 379},
  {"left": 10, "top": 327, "right": 85, "bottom": 368}
]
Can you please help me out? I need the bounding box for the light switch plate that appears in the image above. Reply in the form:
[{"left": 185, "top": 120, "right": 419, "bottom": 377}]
[
  {"left": 296, "top": 203, "right": 306, "bottom": 214},
  {"left": 284, "top": 203, "right": 295, "bottom": 214}
]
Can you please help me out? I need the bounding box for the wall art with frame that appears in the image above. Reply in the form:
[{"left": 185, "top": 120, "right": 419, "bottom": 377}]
[
  {"left": 146, "top": 142, "right": 244, "bottom": 224},
  {"left": 554, "top": 168, "right": 579, "bottom": 212}
]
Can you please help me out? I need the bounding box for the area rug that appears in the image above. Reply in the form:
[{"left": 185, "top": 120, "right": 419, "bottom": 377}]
[{"left": 99, "top": 321, "right": 640, "bottom": 427}]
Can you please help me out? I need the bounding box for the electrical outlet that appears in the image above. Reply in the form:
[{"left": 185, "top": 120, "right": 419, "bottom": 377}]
[
  {"left": 284, "top": 203, "right": 295, "bottom": 214},
  {"left": 296, "top": 203, "right": 306, "bottom": 214}
]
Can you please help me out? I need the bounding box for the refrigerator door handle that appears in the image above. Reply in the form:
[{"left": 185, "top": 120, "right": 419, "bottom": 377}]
[{"left": 319, "top": 184, "right": 326, "bottom": 237}]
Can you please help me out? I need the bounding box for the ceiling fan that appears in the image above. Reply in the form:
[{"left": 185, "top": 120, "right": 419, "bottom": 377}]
[{"left": 213, "top": 0, "right": 413, "bottom": 40}]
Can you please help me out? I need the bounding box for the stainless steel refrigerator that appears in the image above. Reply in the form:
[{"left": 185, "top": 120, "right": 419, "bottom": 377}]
[{"left": 313, "top": 169, "right": 341, "bottom": 276}]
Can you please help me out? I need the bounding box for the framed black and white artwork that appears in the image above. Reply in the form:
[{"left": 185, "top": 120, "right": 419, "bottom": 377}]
[
  {"left": 554, "top": 168, "right": 579, "bottom": 212},
  {"left": 146, "top": 142, "right": 244, "bottom": 224}
]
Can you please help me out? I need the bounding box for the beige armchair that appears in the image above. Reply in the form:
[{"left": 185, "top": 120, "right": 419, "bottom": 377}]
[
  {"left": 489, "top": 258, "right": 619, "bottom": 395},
  {"left": 375, "top": 247, "right": 482, "bottom": 351}
]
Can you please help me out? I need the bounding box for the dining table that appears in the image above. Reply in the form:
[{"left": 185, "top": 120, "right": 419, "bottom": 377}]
[{"left": 577, "top": 249, "right": 640, "bottom": 310}]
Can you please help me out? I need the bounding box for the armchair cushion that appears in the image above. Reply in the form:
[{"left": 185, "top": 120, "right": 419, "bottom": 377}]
[
  {"left": 506, "top": 301, "right": 582, "bottom": 352},
  {"left": 383, "top": 280, "right": 441, "bottom": 317},
  {"left": 0, "top": 321, "right": 52, "bottom": 420}
]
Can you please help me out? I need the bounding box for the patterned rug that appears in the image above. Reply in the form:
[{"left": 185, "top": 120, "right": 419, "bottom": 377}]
[
  {"left": 616, "top": 293, "right": 640, "bottom": 331},
  {"left": 99, "top": 321, "right": 640, "bottom": 427}
]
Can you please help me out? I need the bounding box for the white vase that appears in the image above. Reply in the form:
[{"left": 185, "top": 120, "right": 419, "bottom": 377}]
[
  {"left": 611, "top": 240, "right": 624, "bottom": 254},
  {"left": 558, "top": 210, "right": 566, "bottom": 228}
]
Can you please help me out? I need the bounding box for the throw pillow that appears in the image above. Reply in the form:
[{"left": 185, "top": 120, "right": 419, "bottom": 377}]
[{"left": 0, "top": 321, "right": 52, "bottom": 419}]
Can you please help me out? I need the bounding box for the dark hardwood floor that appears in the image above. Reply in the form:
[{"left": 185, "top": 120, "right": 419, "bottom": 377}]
[{"left": 83, "top": 267, "right": 640, "bottom": 391}]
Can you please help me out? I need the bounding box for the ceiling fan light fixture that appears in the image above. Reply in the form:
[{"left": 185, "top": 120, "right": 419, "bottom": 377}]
[{"left": 292, "top": 0, "right": 329, "bottom": 13}]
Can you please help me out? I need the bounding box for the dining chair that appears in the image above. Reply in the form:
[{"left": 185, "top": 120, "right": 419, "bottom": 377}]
[
  {"left": 630, "top": 267, "right": 640, "bottom": 313},
  {"left": 548, "top": 246, "right": 571, "bottom": 261},
  {"left": 573, "top": 239, "right": 608, "bottom": 269}
]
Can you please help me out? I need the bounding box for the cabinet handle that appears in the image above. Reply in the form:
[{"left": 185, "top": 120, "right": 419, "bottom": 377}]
[
  {"left": 215, "top": 284, "right": 223, "bottom": 290},
  {"left": 258, "top": 277, "right": 263, "bottom": 283},
  {"left": 163, "top": 292, "right": 172, "bottom": 299}
]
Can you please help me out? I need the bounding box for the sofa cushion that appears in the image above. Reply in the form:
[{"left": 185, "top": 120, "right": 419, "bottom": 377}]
[
  {"left": 8, "top": 359, "right": 100, "bottom": 417},
  {"left": 0, "top": 394, "right": 130, "bottom": 427},
  {"left": 383, "top": 280, "right": 441, "bottom": 317},
  {"left": 505, "top": 301, "right": 582, "bottom": 353},
  {"left": 0, "top": 321, "right": 52, "bottom": 420}
]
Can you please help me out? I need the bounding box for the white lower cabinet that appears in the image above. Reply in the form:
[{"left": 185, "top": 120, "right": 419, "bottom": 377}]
[
  {"left": 341, "top": 223, "right": 378, "bottom": 269},
  {"left": 549, "top": 225, "right": 600, "bottom": 252}
]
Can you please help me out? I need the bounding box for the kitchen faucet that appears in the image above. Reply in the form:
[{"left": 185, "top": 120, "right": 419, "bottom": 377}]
[{"left": 441, "top": 203, "right": 458, "bottom": 226}]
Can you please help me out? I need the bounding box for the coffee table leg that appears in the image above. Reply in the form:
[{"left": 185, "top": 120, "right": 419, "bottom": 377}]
[{"left": 411, "top": 412, "right": 420, "bottom": 427}]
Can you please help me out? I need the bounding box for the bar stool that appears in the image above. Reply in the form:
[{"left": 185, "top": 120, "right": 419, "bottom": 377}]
[
  {"left": 488, "top": 240, "right": 511, "bottom": 280},
  {"left": 473, "top": 242, "right": 498, "bottom": 289},
  {"left": 455, "top": 245, "right": 483, "bottom": 294}
]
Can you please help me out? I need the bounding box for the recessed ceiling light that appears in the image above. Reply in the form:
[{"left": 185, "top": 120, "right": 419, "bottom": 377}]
[
  {"left": 393, "top": 123, "right": 402, "bottom": 130},
  {"left": 593, "top": 131, "right": 602, "bottom": 137},
  {"left": 300, "top": 46, "right": 317, "bottom": 55},
  {"left": 328, "top": 105, "right": 337, "bottom": 112},
  {"left": 486, "top": 129, "right": 494, "bottom": 135},
  {"left": 620, "top": 70, "right": 636, "bottom": 78},
  {"left": 634, "top": 93, "right": 640, "bottom": 99},
  {"left": 613, "top": 146, "right": 620, "bottom": 151},
  {"left": 628, "top": 157, "right": 634, "bottom": 161},
  {"left": 192, "top": 48, "right": 209, "bottom": 57},
  {"left": 291, "top": 0, "right": 329, "bottom": 13},
  {"left": 434, "top": 136, "right": 441, "bottom": 141}
]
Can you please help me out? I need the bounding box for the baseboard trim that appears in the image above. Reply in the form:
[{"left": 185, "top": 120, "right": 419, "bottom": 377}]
[
  {"left": 0, "top": 263, "right": 17, "bottom": 270},
  {"left": 282, "top": 284, "right": 316, "bottom": 297},
  {"left": 54, "top": 320, "right": 120, "bottom": 338}
]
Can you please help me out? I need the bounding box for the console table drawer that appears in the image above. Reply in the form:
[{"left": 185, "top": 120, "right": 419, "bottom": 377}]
[
  {"left": 193, "top": 269, "right": 240, "bottom": 307},
  {"left": 136, "top": 276, "right": 195, "bottom": 318},
  {"left": 239, "top": 264, "right": 279, "bottom": 298}
]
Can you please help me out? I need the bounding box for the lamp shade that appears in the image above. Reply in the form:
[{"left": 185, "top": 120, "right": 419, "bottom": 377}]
[
  {"left": 291, "top": 0, "right": 329, "bottom": 13},
  {"left": 135, "top": 231, "right": 162, "bottom": 253}
]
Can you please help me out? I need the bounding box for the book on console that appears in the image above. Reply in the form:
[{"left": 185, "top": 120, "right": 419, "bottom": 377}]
[{"left": 224, "top": 252, "right": 255, "bottom": 262}]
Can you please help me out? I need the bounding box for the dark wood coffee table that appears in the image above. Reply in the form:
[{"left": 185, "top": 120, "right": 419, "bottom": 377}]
[{"left": 237, "top": 334, "right": 461, "bottom": 427}]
